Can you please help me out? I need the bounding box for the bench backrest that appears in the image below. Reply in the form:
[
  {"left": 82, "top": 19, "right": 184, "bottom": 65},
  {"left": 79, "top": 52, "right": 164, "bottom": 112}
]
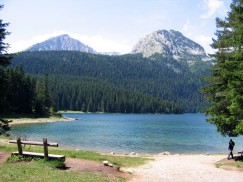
[{"left": 9, "top": 137, "right": 58, "bottom": 159}]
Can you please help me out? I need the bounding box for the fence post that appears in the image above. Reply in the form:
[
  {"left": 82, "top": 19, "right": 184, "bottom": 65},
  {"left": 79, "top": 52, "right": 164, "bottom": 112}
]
[
  {"left": 43, "top": 138, "right": 48, "bottom": 159},
  {"left": 17, "top": 137, "right": 23, "bottom": 155}
]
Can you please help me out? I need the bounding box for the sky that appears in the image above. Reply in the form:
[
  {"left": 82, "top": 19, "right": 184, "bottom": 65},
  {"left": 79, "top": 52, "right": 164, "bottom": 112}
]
[{"left": 1, "top": 0, "right": 232, "bottom": 54}]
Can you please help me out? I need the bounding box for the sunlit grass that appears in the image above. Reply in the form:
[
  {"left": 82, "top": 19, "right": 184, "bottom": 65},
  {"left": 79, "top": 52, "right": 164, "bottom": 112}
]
[{"left": 0, "top": 141, "right": 149, "bottom": 168}]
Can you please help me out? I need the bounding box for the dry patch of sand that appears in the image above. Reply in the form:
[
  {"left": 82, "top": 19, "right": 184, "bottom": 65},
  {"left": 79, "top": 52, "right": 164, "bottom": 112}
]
[
  {"left": 125, "top": 154, "right": 243, "bottom": 182},
  {"left": 10, "top": 117, "right": 76, "bottom": 125}
]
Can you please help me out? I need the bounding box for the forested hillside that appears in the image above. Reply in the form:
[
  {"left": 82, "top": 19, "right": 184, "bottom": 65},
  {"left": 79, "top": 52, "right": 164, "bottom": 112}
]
[{"left": 11, "top": 51, "right": 211, "bottom": 113}]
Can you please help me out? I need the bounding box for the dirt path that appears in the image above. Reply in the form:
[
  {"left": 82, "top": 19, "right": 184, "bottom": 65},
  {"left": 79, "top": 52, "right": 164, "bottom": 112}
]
[
  {"left": 0, "top": 152, "right": 11, "bottom": 163},
  {"left": 65, "top": 158, "right": 130, "bottom": 179},
  {"left": 126, "top": 154, "right": 243, "bottom": 182}
]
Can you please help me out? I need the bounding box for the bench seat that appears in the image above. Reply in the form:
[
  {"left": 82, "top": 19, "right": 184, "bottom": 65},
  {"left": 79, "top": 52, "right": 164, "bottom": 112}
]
[{"left": 11, "top": 151, "right": 65, "bottom": 160}]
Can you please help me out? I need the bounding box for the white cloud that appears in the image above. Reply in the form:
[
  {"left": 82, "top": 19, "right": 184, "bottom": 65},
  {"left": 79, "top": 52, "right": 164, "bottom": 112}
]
[
  {"left": 194, "top": 35, "right": 213, "bottom": 53},
  {"left": 181, "top": 21, "right": 214, "bottom": 53},
  {"left": 182, "top": 20, "right": 192, "bottom": 32},
  {"left": 200, "top": 0, "right": 227, "bottom": 19},
  {"left": 9, "top": 30, "right": 133, "bottom": 54},
  {"left": 68, "top": 33, "right": 132, "bottom": 54}
]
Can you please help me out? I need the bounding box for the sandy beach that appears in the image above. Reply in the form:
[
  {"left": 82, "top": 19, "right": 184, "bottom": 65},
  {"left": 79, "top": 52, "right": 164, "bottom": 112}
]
[
  {"left": 125, "top": 154, "right": 243, "bottom": 182},
  {"left": 9, "top": 117, "right": 76, "bottom": 125}
]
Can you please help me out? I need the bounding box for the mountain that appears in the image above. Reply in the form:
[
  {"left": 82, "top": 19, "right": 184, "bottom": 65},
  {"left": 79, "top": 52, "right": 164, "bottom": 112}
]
[
  {"left": 131, "top": 29, "right": 209, "bottom": 63},
  {"left": 26, "top": 34, "right": 97, "bottom": 54}
]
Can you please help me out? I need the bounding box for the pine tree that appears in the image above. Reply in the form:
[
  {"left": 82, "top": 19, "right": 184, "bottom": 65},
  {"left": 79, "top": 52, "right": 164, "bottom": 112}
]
[
  {"left": 203, "top": 0, "right": 243, "bottom": 136},
  {"left": 0, "top": 5, "right": 12, "bottom": 135}
]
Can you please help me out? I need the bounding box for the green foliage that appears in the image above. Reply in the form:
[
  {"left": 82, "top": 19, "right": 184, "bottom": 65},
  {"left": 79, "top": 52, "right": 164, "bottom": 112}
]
[
  {"left": 11, "top": 51, "right": 211, "bottom": 113},
  {"left": 6, "top": 155, "right": 32, "bottom": 163},
  {"left": 6, "top": 155, "right": 65, "bottom": 169},
  {"left": 0, "top": 119, "right": 11, "bottom": 136},
  {"left": 0, "top": 5, "right": 13, "bottom": 136},
  {"left": 0, "top": 5, "right": 12, "bottom": 67},
  {"left": 0, "top": 67, "right": 52, "bottom": 117},
  {"left": 203, "top": 0, "right": 243, "bottom": 136},
  {"left": 34, "top": 74, "right": 51, "bottom": 116}
]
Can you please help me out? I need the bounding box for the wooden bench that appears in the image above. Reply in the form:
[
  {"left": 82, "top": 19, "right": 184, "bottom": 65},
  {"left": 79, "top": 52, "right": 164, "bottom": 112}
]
[
  {"left": 238, "top": 151, "right": 243, "bottom": 156},
  {"left": 9, "top": 137, "right": 65, "bottom": 160}
]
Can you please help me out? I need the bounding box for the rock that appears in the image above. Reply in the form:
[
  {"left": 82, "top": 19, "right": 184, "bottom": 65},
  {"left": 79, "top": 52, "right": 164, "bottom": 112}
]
[
  {"left": 108, "top": 162, "right": 113, "bottom": 167},
  {"left": 103, "top": 161, "right": 109, "bottom": 166},
  {"left": 206, "top": 153, "right": 210, "bottom": 155},
  {"left": 160, "top": 151, "right": 171, "bottom": 155},
  {"left": 103, "top": 161, "right": 113, "bottom": 167},
  {"left": 131, "top": 29, "right": 208, "bottom": 63},
  {"left": 130, "top": 152, "right": 136, "bottom": 155},
  {"left": 110, "top": 152, "right": 115, "bottom": 155}
]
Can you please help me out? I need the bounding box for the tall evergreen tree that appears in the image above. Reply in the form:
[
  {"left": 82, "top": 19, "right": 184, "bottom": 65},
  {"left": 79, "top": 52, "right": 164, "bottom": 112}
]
[
  {"left": 203, "top": 0, "right": 243, "bottom": 136},
  {"left": 0, "top": 5, "right": 11, "bottom": 67},
  {"left": 0, "top": 5, "right": 12, "bottom": 135},
  {"left": 34, "top": 74, "right": 51, "bottom": 116}
]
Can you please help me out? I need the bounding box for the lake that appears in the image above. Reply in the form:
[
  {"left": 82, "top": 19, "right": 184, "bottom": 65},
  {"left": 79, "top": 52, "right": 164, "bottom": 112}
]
[{"left": 10, "top": 113, "right": 243, "bottom": 154}]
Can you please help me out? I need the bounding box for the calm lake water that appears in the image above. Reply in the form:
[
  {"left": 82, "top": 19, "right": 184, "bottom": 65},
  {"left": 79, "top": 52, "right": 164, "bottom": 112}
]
[{"left": 10, "top": 113, "right": 243, "bottom": 154}]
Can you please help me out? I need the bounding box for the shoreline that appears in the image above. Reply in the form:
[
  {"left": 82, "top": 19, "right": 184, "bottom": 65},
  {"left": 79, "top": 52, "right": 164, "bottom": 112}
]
[{"left": 9, "top": 116, "right": 76, "bottom": 125}]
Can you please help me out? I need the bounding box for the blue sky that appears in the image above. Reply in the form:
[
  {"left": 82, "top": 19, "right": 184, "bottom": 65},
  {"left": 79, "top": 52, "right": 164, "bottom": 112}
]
[{"left": 1, "top": 0, "right": 231, "bottom": 54}]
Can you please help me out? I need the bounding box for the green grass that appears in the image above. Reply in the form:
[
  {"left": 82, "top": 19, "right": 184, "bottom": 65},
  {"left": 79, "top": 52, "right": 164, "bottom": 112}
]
[
  {"left": 0, "top": 141, "right": 149, "bottom": 168},
  {"left": 215, "top": 158, "right": 243, "bottom": 169},
  {"left": 0, "top": 162, "right": 125, "bottom": 182},
  {"left": 225, "top": 161, "right": 243, "bottom": 168},
  {"left": 0, "top": 137, "right": 149, "bottom": 182},
  {"left": 1, "top": 141, "right": 147, "bottom": 182}
]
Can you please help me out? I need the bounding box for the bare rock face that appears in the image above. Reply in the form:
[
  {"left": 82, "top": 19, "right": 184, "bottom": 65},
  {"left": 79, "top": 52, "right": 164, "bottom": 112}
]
[{"left": 131, "top": 29, "right": 209, "bottom": 63}]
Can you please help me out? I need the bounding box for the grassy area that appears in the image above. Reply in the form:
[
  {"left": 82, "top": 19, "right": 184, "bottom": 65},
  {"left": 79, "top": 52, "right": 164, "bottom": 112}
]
[
  {"left": 0, "top": 140, "right": 149, "bottom": 168},
  {"left": 216, "top": 157, "right": 243, "bottom": 169},
  {"left": 0, "top": 161, "right": 125, "bottom": 182},
  {"left": 0, "top": 140, "right": 150, "bottom": 182}
]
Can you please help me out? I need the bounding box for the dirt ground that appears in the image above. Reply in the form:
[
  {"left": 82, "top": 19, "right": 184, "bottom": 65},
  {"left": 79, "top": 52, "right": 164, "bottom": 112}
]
[
  {"left": 125, "top": 154, "right": 243, "bottom": 182},
  {"left": 65, "top": 158, "right": 130, "bottom": 179},
  {"left": 0, "top": 152, "right": 11, "bottom": 163}
]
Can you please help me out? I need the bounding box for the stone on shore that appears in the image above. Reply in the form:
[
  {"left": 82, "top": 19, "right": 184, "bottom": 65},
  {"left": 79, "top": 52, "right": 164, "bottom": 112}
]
[
  {"left": 160, "top": 151, "right": 171, "bottom": 155},
  {"left": 103, "top": 161, "right": 113, "bottom": 167}
]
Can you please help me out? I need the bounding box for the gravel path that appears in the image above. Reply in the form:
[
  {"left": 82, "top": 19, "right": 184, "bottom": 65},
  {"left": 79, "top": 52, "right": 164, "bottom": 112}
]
[{"left": 126, "top": 154, "right": 243, "bottom": 182}]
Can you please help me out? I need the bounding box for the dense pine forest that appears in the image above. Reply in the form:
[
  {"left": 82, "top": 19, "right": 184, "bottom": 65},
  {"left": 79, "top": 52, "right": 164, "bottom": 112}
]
[
  {"left": 0, "top": 67, "right": 53, "bottom": 116},
  {"left": 10, "top": 51, "right": 211, "bottom": 113}
]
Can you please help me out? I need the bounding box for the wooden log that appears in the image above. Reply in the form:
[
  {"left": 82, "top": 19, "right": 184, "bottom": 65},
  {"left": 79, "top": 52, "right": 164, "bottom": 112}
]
[
  {"left": 43, "top": 138, "right": 48, "bottom": 159},
  {"left": 17, "top": 137, "right": 23, "bottom": 155}
]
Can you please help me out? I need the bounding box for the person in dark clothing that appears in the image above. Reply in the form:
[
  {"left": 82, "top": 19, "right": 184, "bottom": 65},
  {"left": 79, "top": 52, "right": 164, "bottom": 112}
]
[{"left": 228, "top": 139, "right": 235, "bottom": 160}]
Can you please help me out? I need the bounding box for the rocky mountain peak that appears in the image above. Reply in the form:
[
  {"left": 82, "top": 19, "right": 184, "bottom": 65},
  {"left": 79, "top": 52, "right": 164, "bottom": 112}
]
[
  {"left": 131, "top": 29, "right": 208, "bottom": 62},
  {"left": 26, "top": 34, "right": 97, "bottom": 54}
]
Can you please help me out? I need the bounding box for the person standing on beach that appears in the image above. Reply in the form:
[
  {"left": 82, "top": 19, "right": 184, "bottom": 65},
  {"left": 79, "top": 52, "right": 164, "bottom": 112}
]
[{"left": 228, "top": 139, "right": 235, "bottom": 159}]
